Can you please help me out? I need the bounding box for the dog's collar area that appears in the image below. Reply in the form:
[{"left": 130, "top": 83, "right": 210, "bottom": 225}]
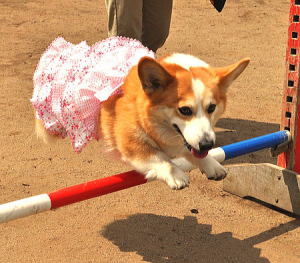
[{"left": 172, "top": 124, "right": 208, "bottom": 159}]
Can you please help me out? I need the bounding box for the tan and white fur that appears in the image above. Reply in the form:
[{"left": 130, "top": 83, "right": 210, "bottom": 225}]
[{"left": 36, "top": 53, "right": 249, "bottom": 190}]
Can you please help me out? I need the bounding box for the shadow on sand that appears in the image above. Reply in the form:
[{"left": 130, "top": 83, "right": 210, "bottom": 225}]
[
  {"left": 101, "top": 214, "right": 299, "bottom": 263},
  {"left": 101, "top": 119, "right": 300, "bottom": 262}
]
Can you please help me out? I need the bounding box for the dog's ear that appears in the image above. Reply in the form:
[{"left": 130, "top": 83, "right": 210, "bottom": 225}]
[
  {"left": 138, "top": 57, "right": 174, "bottom": 95},
  {"left": 215, "top": 58, "right": 250, "bottom": 92}
]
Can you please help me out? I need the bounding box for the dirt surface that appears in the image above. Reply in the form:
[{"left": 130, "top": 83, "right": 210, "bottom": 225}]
[{"left": 0, "top": 0, "right": 299, "bottom": 262}]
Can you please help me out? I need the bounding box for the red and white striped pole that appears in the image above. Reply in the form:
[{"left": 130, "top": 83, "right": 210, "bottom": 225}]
[{"left": 0, "top": 170, "right": 146, "bottom": 223}]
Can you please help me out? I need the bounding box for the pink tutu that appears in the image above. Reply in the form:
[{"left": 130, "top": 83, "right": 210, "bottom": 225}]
[{"left": 31, "top": 36, "right": 155, "bottom": 152}]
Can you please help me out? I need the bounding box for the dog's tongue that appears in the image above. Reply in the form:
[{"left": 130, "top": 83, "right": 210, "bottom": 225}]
[{"left": 191, "top": 148, "right": 208, "bottom": 159}]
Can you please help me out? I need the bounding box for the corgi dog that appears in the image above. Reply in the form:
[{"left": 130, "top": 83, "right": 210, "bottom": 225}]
[
  {"left": 34, "top": 43, "right": 249, "bottom": 190},
  {"left": 99, "top": 54, "right": 249, "bottom": 189}
]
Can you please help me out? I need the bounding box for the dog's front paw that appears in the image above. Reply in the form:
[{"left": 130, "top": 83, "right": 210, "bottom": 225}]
[
  {"left": 200, "top": 157, "right": 227, "bottom": 181},
  {"left": 204, "top": 163, "right": 227, "bottom": 181},
  {"left": 144, "top": 164, "right": 189, "bottom": 190},
  {"left": 165, "top": 168, "right": 190, "bottom": 190}
]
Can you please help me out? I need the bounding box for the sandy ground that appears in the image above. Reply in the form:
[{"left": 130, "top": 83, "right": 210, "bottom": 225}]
[{"left": 0, "top": 0, "right": 299, "bottom": 262}]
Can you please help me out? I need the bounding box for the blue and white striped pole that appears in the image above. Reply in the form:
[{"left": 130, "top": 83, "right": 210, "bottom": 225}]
[{"left": 209, "top": 130, "right": 291, "bottom": 163}]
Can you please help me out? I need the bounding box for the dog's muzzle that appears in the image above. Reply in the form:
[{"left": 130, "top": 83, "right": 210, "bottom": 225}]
[{"left": 173, "top": 124, "right": 214, "bottom": 159}]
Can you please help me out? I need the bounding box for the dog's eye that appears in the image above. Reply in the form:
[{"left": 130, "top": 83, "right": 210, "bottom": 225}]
[
  {"left": 178, "top": 106, "right": 193, "bottom": 116},
  {"left": 207, "top": 104, "right": 216, "bottom": 114}
]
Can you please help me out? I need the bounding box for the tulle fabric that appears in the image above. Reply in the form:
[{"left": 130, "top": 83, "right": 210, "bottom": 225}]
[{"left": 31, "top": 36, "right": 155, "bottom": 152}]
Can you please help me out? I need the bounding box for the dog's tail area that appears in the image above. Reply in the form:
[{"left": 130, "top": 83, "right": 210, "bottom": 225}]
[{"left": 35, "top": 118, "right": 59, "bottom": 144}]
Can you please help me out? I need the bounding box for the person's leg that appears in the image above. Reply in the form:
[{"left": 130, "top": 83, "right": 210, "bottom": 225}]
[
  {"left": 105, "top": 0, "right": 143, "bottom": 41},
  {"left": 142, "top": 0, "right": 173, "bottom": 52}
]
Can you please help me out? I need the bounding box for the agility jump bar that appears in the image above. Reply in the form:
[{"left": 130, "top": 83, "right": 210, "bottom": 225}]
[{"left": 0, "top": 130, "right": 290, "bottom": 224}]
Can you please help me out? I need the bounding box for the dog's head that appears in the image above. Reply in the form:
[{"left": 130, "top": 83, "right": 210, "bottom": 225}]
[{"left": 138, "top": 54, "right": 250, "bottom": 158}]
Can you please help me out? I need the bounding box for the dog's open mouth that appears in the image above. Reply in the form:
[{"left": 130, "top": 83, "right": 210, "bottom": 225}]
[{"left": 173, "top": 124, "right": 208, "bottom": 159}]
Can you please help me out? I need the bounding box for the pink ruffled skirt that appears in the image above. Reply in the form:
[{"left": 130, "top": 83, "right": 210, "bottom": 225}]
[{"left": 31, "top": 37, "right": 155, "bottom": 152}]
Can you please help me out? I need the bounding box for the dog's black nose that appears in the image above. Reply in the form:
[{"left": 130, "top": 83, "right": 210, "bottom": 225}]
[{"left": 199, "top": 139, "right": 214, "bottom": 152}]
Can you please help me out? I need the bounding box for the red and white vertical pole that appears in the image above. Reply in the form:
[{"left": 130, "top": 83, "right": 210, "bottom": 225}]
[{"left": 278, "top": 0, "right": 300, "bottom": 172}]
